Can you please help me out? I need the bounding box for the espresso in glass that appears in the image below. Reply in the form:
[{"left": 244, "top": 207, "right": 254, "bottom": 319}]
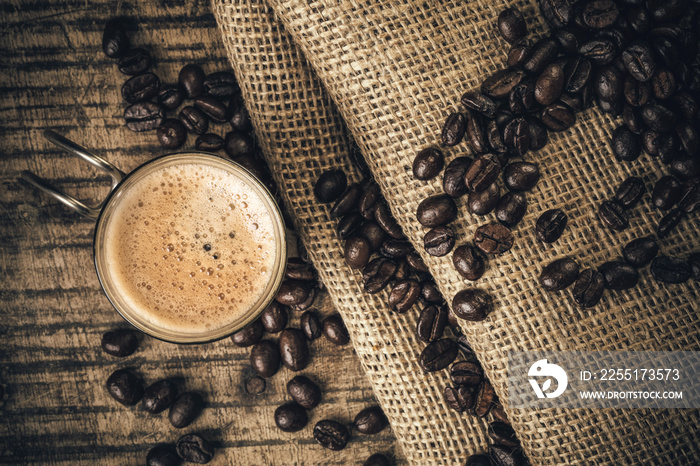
[{"left": 94, "top": 153, "right": 286, "bottom": 343}]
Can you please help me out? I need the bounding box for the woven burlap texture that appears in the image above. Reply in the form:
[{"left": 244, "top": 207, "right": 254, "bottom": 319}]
[
  {"left": 213, "top": 0, "right": 491, "bottom": 464},
  {"left": 215, "top": 0, "right": 700, "bottom": 464}
]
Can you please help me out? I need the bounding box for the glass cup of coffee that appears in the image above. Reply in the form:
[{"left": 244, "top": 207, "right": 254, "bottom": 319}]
[{"left": 22, "top": 130, "right": 287, "bottom": 343}]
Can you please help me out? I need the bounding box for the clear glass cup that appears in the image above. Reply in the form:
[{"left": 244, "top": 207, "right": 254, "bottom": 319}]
[{"left": 22, "top": 130, "right": 287, "bottom": 344}]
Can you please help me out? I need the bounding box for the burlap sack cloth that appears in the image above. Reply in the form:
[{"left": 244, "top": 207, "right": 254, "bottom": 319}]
[{"left": 213, "top": 0, "right": 700, "bottom": 464}]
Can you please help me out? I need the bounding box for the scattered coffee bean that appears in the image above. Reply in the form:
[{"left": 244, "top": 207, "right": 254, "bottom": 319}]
[
  {"left": 489, "top": 421, "right": 519, "bottom": 448},
  {"left": 495, "top": 192, "right": 527, "bottom": 227},
  {"left": 176, "top": 434, "right": 214, "bottom": 464},
  {"left": 364, "top": 453, "right": 391, "bottom": 466},
  {"left": 230, "top": 319, "right": 264, "bottom": 347},
  {"left": 102, "top": 18, "right": 130, "bottom": 58},
  {"left": 158, "top": 84, "right": 185, "bottom": 110},
  {"left": 420, "top": 280, "right": 443, "bottom": 304},
  {"left": 374, "top": 202, "right": 404, "bottom": 238},
  {"left": 622, "top": 236, "right": 659, "bottom": 267},
  {"left": 278, "top": 328, "right": 310, "bottom": 371},
  {"left": 462, "top": 92, "right": 497, "bottom": 118},
  {"left": 228, "top": 97, "right": 252, "bottom": 132},
  {"left": 287, "top": 375, "right": 321, "bottom": 409},
  {"left": 250, "top": 340, "right": 280, "bottom": 378},
  {"left": 413, "top": 147, "right": 444, "bottom": 180},
  {"left": 388, "top": 279, "right": 421, "bottom": 313},
  {"left": 524, "top": 38, "right": 560, "bottom": 74},
  {"left": 314, "top": 420, "right": 350, "bottom": 451},
  {"left": 489, "top": 444, "right": 525, "bottom": 466},
  {"left": 424, "top": 226, "right": 456, "bottom": 256},
  {"left": 467, "top": 182, "right": 499, "bottom": 216},
  {"left": 314, "top": 170, "right": 347, "bottom": 203},
  {"left": 535, "top": 208, "right": 567, "bottom": 243},
  {"left": 598, "top": 200, "right": 629, "bottom": 231},
  {"left": 416, "top": 304, "right": 448, "bottom": 342},
  {"left": 245, "top": 376, "right": 266, "bottom": 395},
  {"left": 169, "top": 392, "right": 203, "bottom": 428},
  {"left": 507, "top": 38, "right": 533, "bottom": 68},
  {"left": 444, "top": 386, "right": 474, "bottom": 412},
  {"left": 482, "top": 69, "right": 526, "bottom": 99},
  {"left": 498, "top": 8, "right": 527, "bottom": 43},
  {"left": 380, "top": 240, "right": 413, "bottom": 259},
  {"left": 473, "top": 379, "right": 496, "bottom": 418},
  {"left": 452, "top": 244, "right": 486, "bottom": 281},
  {"left": 652, "top": 176, "right": 683, "bottom": 209},
  {"left": 612, "top": 126, "right": 642, "bottom": 161},
  {"left": 259, "top": 301, "right": 288, "bottom": 334},
  {"left": 323, "top": 314, "right": 350, "bottom": 346},
  {"left": 535, "top": 63, "right": 565, "bottom": 106},
  {"left": 503, "top": 162, "right": 540, "bottom": 191},
  {"left": 329, "top": 183, "right": 361, "bottom": 218},
  {"left": 657, "top": 208, "right": 684, "bottom": 239},
  {"left": 354, "top": 406, "right": 388, "bottom": 435},
  {"left": 452, "top": 289, "right": 491, "bottom": 321},
  {"left": 223, "top": 131, "right": 255, "bottom": 158},
  {"left": 178, "top": 64, "right": 205, "bottom": 98},
  {"left": 614, "top": 176, "right": 646, "bottom": 208},
  {"left": 157, "top": 119, "right": 187, "bottom": 150},
  {"left": 441, "top": 112, "right": 467, "bottom": 146},
  {"left": 101, "top": 329, "right": 139, "bottom": 357},
  {"left": 363, "top": 257, "right": 397, "bottom": 293},
  {"left": 124, "top": 102, "right": 164, "bottom": 132},
  {"left": 503, "top": 117, "right": 531, "bottom": 155},
  {"left": 147, "top": 444, "right": 179, "bottom": 466},
  {"left": 689, "top": 253, "right": 700, "bottom": 281},
  {"left": 541, "top": 101, "right": 576, "bottom": 131},
  {"left": 122, "top": 72, "right": 160, "bottom": 103},
  {"left": 540, "top": 257, "right": 580, "bottom": 291},
  {"left": 344, "top": 236, "right": 372, "bottom": 269},
  {"left": 194, "top": 96, "right": 228, "bottom": 123},
  {"left": 650, "top": 255, "right": 692, "bottom": 284},
  {"left": 274, "top": 402, "right": 308, "bottom": 432},
  {"left": 474, "top": 223, "right": 514, "bottom": 255},
  {"left": 680, "top": 180, "right": 700, "bottom": 214},
  {"left": 300, "top": 310, "right": 322, "bottom": 340},
  {"left": 142, "top": 379, "right": 177, "bottom": 414},
  {"left": 117, "top": 47, "right": 151, "bottom": 76},
  {"left": 416, "top": 194, "right": 458, "bottom": 227},
  {"left": 599, "top": 261, "right": 639, "bottom": 290},
  {"left": 406, "top": 253, "right": 429, "bottom": 273},
  {"left": 465, "top": 154, "right": 502, "bottom": 193},
  {"left": 179, "top": 106, "right": 209, "bottom": 135},
  {"left": 419, "top": 338, "right": 458, "bottom": 372},
  {"left": 450, "top": 361, "right": 483, "bottom": 387},
  {"left": 106, "top": 369, "right": 143, "bottom": 406},
  {"left": 202, "top": 71, "right": 239, "bottom": 98}
]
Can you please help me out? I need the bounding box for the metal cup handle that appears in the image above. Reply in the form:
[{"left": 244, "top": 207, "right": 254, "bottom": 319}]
[{"left": 20, "top": 130, "right": 126, "bottom": 219}]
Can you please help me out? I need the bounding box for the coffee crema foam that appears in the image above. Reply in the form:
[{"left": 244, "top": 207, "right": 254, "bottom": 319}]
[{"left": 103, "top": 163, "right": 276, "bottom": 334}]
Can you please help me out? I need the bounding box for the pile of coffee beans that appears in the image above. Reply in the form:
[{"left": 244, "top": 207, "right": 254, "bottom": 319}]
[{"left": 463, "top": 419, "right": 527, "bottom": 466}]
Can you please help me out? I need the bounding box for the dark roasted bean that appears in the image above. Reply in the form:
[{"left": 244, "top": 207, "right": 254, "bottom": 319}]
[
  {"left": 540, "top": 257, "right": 580, "bottom": 291},
  {"left": 245, "top": 376, "right": 266, "bottom": 395},
  {"left": 228, "top": 97, "right": 253, "bottom": 132},
  {"left": 158, "top": 84, "right": 185, "bottom": 110},
  {"left": 101, "top": 329, "right": 139, "bottom": 357},
  {"left": 388, "top": 279, "right": 421, "bottom": 313},
  {"left": 359, "top": 182, "right": 381, "bottom": 220},
  {"left": 142, "top": 379, "right": 177, "bottom": 414},
  {"left": 465, "top": 454, "right": 491, "bottom": 466},
  {"left": 578, "top": 38, "right": 617, "bottom": 65},
  {"left": 503, "top": 117, "right": 531, "bottom": 156},
  {"left": 495, "top": 192, "right": 527, "bottom": 227},
  {"left": 676, "top": 123, "right": 699, "bottom": 157},
  {"left": 641, "top": 102, "right": 676, "bottom": 132},
  {"left": 679, "top": 180, "right": 700, "bottom": 214},
  {"left": 157, "top": 119, "right": 187, "bottom": 150},
  {"left": 314, "top": 170, "right": 347, "bottom": 203},
  {"left": 453, "top": 244, "right": 486, "bottom": 281},
  {"left": 461, "top": 92, "right": 497, "bottom": 118},
  {"left": 527, "top": 116, "right": 549, "bottom": 150},
  {"left": 202, "top": 71, "right": 239, "bottom": 98},
  {"left": 643, "top": 131, "right": 678, "bottom": 163},
  {"left": 179, "top": 106, "right": 209, "bottom": 135},
  {"left": 622, "top": 42, "right": 656, "bottom": 82},
  {"left": 274, "top": 403, "right": 308, "bottom": 432},
  {"left": 498, "top": 8, "right": 527, "bottom": 43},
  {"left": 450, "top": 361, "right": 483, "bottom": 387},
  {"left": 354, "top": 406, "right": 388, "bottom": 435},
  {"left": 230, "top": 319, "right": 264, "bottom": 347},
  {"left": 535, "top": 63, "right": 565, "bottom": 106},
  {"left": 689, "top": 253, "right": 700, "bottom": 281},
  {"left": 300, "top": 310, "right": 322, "bottom": 340},
  {"left": 275, "top": 280, "right": 313, "bottom": 306},
  {"left": 278, "top": 328, "right": 310, "bottom": 371},
  {"left": 452, "top": 289, "right": 491, "bottom": 321},
  {"left": 594, "top": 65, "right": 623, "bottom": 103},
  {"left": 194, "top": 96, "right": 228, "bottom": 123},
  {"left": 504, "top": 162, "right": 539, "bottom": 191},
  {"left": 508, "top": 79, "right": 535, "bottom": 115},
  {"left": 416, "top": 304, "right": 448, "bottom": 342},
  {"left": 535, "top": 209, "right": 567, "bottom": 243},
  {"left": 670, "top": 153, "right": 700, "bottom": 180},
  {"left": 287, "top": 375, "right": 321, "bottom": 409},
  {"left": 147, "top": 444, "right": 179, "bottom": 466},
  {"left": 259, "top": 301, "right": 288, "bottom": 334},
  {"left": 250, "top": 340, "right": 280, "bottom": 378},
  {"left": 124, "top": 102, "right": 164, "bottom": 132},
  {"left": 407, "top": 253, "right": 429, "bottom": 273},
  {"left": 178, "top": 64, "right": 205, "bottom": 98},
  {"left": 489, "top": 444, "right": 525, "bottom": 466},
  {"left": 337, "top": 213, "right": 363, "bottom": 238},
  {"left": 572, "top": 268, "right": 605, "bottom": 307},
  {"left": 524, "top": 38, "right": 560, "bottom": 74},
  {"left": 657, "top": 208, "right": 685, "bottom": 238},
  {"left": 176, "top": 434, "right": 214, "bottom": 464},
  {"left": 381, "top": 239, "right": 413, "bottom": 258},
  {"left": 323, "top": 314, "right": 350, "bottom": 345},
  {"left": 314, "top": 420, "right": 350, "bottom": 450},
  {"left": 623, "top": 105, "right": 644, "bottom": 135},
  {"left": 364, "top": 454, "right": 391, "bottom": 466},
  {"left": 651, "top": 255, "right": 691, "bottom": 284},
  {"left": 623, "top": 236, "right": 659, "bottom": 267},
  {"left": 330, "top": 183, "right": 361, "bottom": 218},
  {"left": 284, "top": 258, "right": 315, "bottom": 281},
  {"left": 441, "top": 112, "right": 467, "bottom": 147},
  {"left": 614, "top": 176, "right": 646, "bottom": 208},
  {"left": 444, "top": 386, "right": 474, "bottom": 412},
  {"left": 223, "top": 131, "right": 255, "bottom": 158},
  {"left": 468, "top": 183, "right": 500, "bottom": 217},
  {"left": 652, "top": 68, "right": 676, "bottom": 100},
  {"left": 489, "top": 421, "right": 520, "bottom": 448},
  {"left": 420, "top": 280, "right": 443, "bottom": 304},
  {"left": 443, "top": 157, "right": 473, "bottom": 198},
  {"left": 465, "top": 110, "right": 488, "bottom": 154},
  {"left": 599, "top": 261, "right": 639, "bottom": 289},
  {"left": 599, "top": 200, "right": 629, "bottom": 231},
  {"left": 374, "top": 203, "right": 404, "bottom": 238},
  {"left": 106, "top": 369, "right": 142, "bottom": 406},
  {"left": 473, "top": 379, "right": 497, "bottom": 418},
  {"left": 195, "top": 133, "right": 224, "bottom": 152},
  {"left": 416, "top": 194, "right": 458, "bottom": 227},
  {"left": 413, "top": 147, "right": 444, "bottom": 180},
  {"left": 363, "top": 257, "right": 397, "bottom": 293},
  {"left": 102, "top": 18, "right": 129, "bottom": 58},
  {"left": 507, "top": 38, "right": 533, "bottom": 68},
  {"left": 117, "top": 48, "right": 151, "bottom": 75},
  {"left": 623, "top": 76, "right": 651, "bottom": 107},
  {"left": 538, "top": 0, "right": 573, "bottom": 28},
  {"left": 168, "top": 392, "right": 203, "bottom": 428},
  {"left": 612, "top": 126, "right": 642, "bottom": 162},
  {"left": 359, "top": 222, "right": 387, "bottom": 250},
  {"left": 419, "top": 338, "right": 458, "bottom": 371},
  {"left": 394, "top": 259, "right": 410, "bottom": 280},
  {"left": 482, "top": 69, "right": 526, "bottom": 99},
  {"left": 465, "top": 154, "right": 502, "bottom": 192},
  {"left": 541, "top": 102, "right": 576, "bottom": 131},
  {"left": 474, "top": 223, "right": 514, "bottom": 255},
  {"left": 424, "top": 226, "right": 455, "bottom": 257}
]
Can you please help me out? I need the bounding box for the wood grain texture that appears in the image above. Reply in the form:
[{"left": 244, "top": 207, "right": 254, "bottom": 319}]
[{"left": 0, "top": 1, "right": 401, "bottom": 464}]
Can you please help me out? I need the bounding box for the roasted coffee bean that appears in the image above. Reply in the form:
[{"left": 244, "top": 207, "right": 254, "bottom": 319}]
[
  {"left": 679, "top": 180, "right": 700, "bottom": 214},
  {"left": 524, "top": 38, "right": 560, "bottom": 74},
  {"left": 676, "top": 123, "right": 699, "bottom": 157},
  {"left": 594, "top": 65, "right": 623, "bottom": 103},
  {"left": 540, "top": 257, "right": 580, "bottom": 291},
  {"left": 230, "top": 319, "right": 264, "bottom": 347},
  {"left": 643, "top": 131, "right": 678, "bottom": 163},
  {"left": 245, "top": 376, "right": 266, "bottom": 395},
  {"left": 503, "top": 117, "right": 531, "bottom": 156},
  {"left": 535, "top": 208, "right": 567, "bottom": 243},
  {"left": 657, "top": 208, "right": 684, "bottom": 238},
  {"left": 359, "top": 222, "right": 387, "bottom": 251},
  {"left": 394, "top": 260, "right": 410, "bottom": 280},
  {"left": 526, "top": 116, "right": 548, "bottom": 151},
  {"left": 599, "top": 261, "right": 639, "bottom": 290},
  {"left": 102, "top": 18, "right": 130, "bottom": 58},
  {"left": 614, "top": 177, "right": 646, "bottom": 208},
  {"left": 652, "top": 68, "right": 676, "bottom": 100},
  {"left": 489, "top": 444, "right": 525, "bottom": 466},
  {"left": 670, "top": 91, "right": 699, "bottom": 120},
  {"left": 300, "top": 310, "right": 322, "bottom": 341},
  {"left": 194, "top": 96, "right": 228, "bottom": 123},
  {"left": 641, "top": 102, "right": 676, "bottom": 133},
  {"left": 416, "top": 194, "right": 457, "bottom": 227},
  {"left": 465, "top": 110, "right": 488, "bottom": 154},
  {"left": 337, "top": 213, "right": 363, "bottom": 238},
  {"left": 467, "top": 182, "right": 499, "bottom": 216},
  {"left": 354, "top": 406, "right": 388, "bottom": 435},
  {"left": 274, "top": 402, "right": 308, "bottom": 432},
  {"left": 444, "top": 386, "right": 474, "bottom": 413},
  {"left": 195, "top": 133, "right": 224, "bottom": 152},
  {"left": 287, "top": 375, "right": 321, "bottom": 409},
  {"left": 157, "top": 84, "right": 185, "bottom": 111},
  {"left": 314, "top": 420, "right": 350, "bottom": 450},
  {"left": 598, "top": 95, "right": 623, "bottom": 115},
  {"left": 541, "top": 102, "right": 575, "bottom": 132},
  {"left": 176, "top": 434, "right": 213, "bottom": 464},
  {"left": 416, "top": 304, "right": 448, "bottom": 342},
  {"left": 118, "top": 47, "right": 151, "bottom": 76},
  {"left": 484, "top": 121, "right": 506, "bottom": 155},
  {"left": 364, "top": 454, "right": 391, "bottom": 466},
  {"left": 623, "top": 105, "right": 644, "bottom": 135},
  {"left": 420, "top": 280, "right": 443, "bottom": 304},
  {"left": 142, "top": 379, "right": 177, "bottom": 414},
  {"left": 498, "top": 8, "right": 527, "bottom": 43},
  {"left": 101, "top": 329, "right": 139, "bottom": 357},
  {"left": 374, "top": 202, "right": 404, "bottom": 238},
  {"left": 223, "top": 131, "right": 255, "bottom": 158},
  {"left": 279, "top": 329, "right": 310, "bottom": 371},
  {"left": 450, "top": 360, "right": 483, "bottom": 387},
  {"left": 157, "top": 119, "right": 187, "bottom": 150},
  {"left": 465, "top": 454, "right": 491, "bottom": 466},
  {"left": 424, "top": 226, "right": 455, "bottom": 257},
  {"left": 124, "top": 101, "right": 164, "bottom": 132},
  {"left": 179, "top": 106, "right": 209, "bottom": 135},
  {"left": 419, "top": 338, "right": 458, "bottom": 372},
  {"left": 289, "top": 286, "right": 317, "bottom": 312},
  {"left": 538, "top": 0, "right": 573, "bottom": 28},
  {"left": 622, "top": 42, "right": 656, "bottom": 82},
  {"left": 453, "top": 244, "right": 486, "bottom": 281},
  {"left": 388, "top": 279, "right": 421, "bottom": 313},
  {"left": 323, "top": 313, "right": 350, "bottom": 345},
  {"left": 495, "top": 192, "right": 527, "bottom": 227},
  {"left": 474, "top": 223, "right": 514, "bottom": 255},
  {"left": 489, "top": 421, "right": 519, "bottom": 448},
  {"left": 276, "top": 280, "right": 313, "bottom": 306},
  {"left": 503, "top": 162, "right": 539, "bottom": 192},
  {"left": 670, "top": 152, "right": 700, "bottom": 179},
  {"left": 508, "top": 80, "right": 535, "bottom": 115},
  {"left": 260, "top": 301, "right": 288, "bottom": 334},
  {"left": 623, "top": 76, "right": 651, "bottom": 107},
  {"left": 344, "top": 236, "right": 371, "bottom": 269},
  {"left": 583, "top": 0, "right": 618, "bottom": 28},
  {"left": 507, "top": 38, "right": 533, "bottom": 68},
  {"left": 461, "top": 92, "right": 497, "bottom": 118},
  {"left": 559, "top": 90, "right": 585, "bottom": 112},
  {"left": 122, "top": 73, "right": 160, "bottom": 104},
  {"left": 579, "top": 38, "right": 617, "bottom": 65},
  {"left": 535, "top": 63, "right": 565, "bottom": 106},
  {"left": 441, "top": 112, "right": 466, "bottom": 147},
  {"left": 363, "top": 257, "right": 397, "bottom": 293},
  {"left": 314, "top": 170, "right": 347, "bottom": 203},
  {"left": 407, "top": 253, "right": 429, "bottom": 273},
  {"left": 652, "top": 36, "right": 679, "bottom": 70},
  {"left": 178, "top": 64, "right": 205, "bottom": 98},
  {"left": 228, "top": 97, "right": 252, "bottom": 132},
  {"left": 284, "top": 258, "right": 315, "bottom": 281},
  {"left": 627, "top": 6, "right": 651, "bottom": 34},
  {"left": 612, "top": 126, "right": 642, "bottom": 162},
  {"left": 572, "top": 268, "right": 605, "bottom": 307},
  {"left": 443, "top": 157, "right": 473, "bottom": 198},
  {"left": 651, "top": 255, "right": 692, "bottom": 284},
  {"left": 473, "top": 379, "right": 496, "bottom": 418},
  {"left": 147, "top": 444, "right": 179, "bottom": 466},
  {"left": 106, "top": 369, "right": 142, "bottom": 406},
  {"left": 413, "top": 147, "right": 444, "bottom": 180},
  {"left": 623, "top": 236, "right": 659, "bottom": 267},
  {"left": 359, "top": 182, "right": 381, "bottom": 219},
  {"left": 482, "top": 69, "right": 526, "bottom": 99},
  {"left": 381, "top": 240, "right": 413, "bottom": 259},
  {"left": 169, "top": 392, "right": 203, "bottom": 428},
  {"left": 554, "top": 28, "right": 582, "bottom": 54},
  {"left": 452, "top": 289, "right": 491, "bottom": 321},
  {"left": 598, "top": 200, "right": 629, "bottom": 231},
  {"left": 465, "top": 154, "right": 502, "bottom": 193},
  {"left": 689, "top": 253, "right": 700, "bottom": 281},
  {"left": 250, "top": 340, "right": 280, "bottom": 378},
  {"left": 202, "top": 71, "right": 238, "bottom": 98}
]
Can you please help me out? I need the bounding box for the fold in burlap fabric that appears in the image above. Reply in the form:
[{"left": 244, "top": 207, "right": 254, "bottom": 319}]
[{"left": 214, "top": 0, "right": 700, "bottom": 464}]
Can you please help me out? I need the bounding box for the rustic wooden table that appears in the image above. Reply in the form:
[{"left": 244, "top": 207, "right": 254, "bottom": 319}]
[{"left": 0, "top": 1, "right": 401, "bottom": 464}]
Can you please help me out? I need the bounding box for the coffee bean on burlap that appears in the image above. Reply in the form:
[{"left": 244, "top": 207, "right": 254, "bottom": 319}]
[
  {"left": 450, "top": 361, "right": 483, "bottom": 387},
  {"left": 416, "top": 194, "right": 458, "bottom": 227},
  {"left": 461, "top": 92, "right": 497, "bottom": 118},
  {"left": 498, "top": 8, "right": 527, "bottom": 43},
  {"left": 158, "top": 84, "right": 185, "bottom": 110},
  {"left": 250, "top": 340, "right": 280, "bottom": 378},
  {"left": 354, "top": 406, "right": 388, "bottom": 435},
  {"left": 622, "top": 236, "right": 659, "bottom": 267},
  {"left": 444, "top": 386, "right": 474, "bottom": 413},
  {"left": 300, "top": 310, "right": 322, "bottom": 340},
  {"left": 194, "top": 96, "right": 229, "bottom": 123},
  {"left": 495, "top": 192, "right": 527, "bottom": 227},
  {"left": 452, "top": 244, "right": 486, "bottom": 281},
  {"left": 179, "top": 106, "right": 209, "bottom": 135},
  {"left": 657, "top": 208, "right": 685, "bottom": 239},
  {"left": 473, "top": 379, "right": 496, "bottom": 418},
  {"left": 572, "top": 268, "right": 605, "bottom": 308},
  {"left": 540, "top": 258, "right": 580, "bottom": 291},
  {"left": 465, "top": 154, "right": 502, "bottom": 193},
  {"left": 176, "top": 434, "right": 214, "bottom": 464},
  {"left": 474, "top": 223, "right": 514, "bottom": 255},
  {"left": 535, "top": 209, "right": 567, "bottom": 243},
  {"left": 524, "top": 38, "right": 560, "bottom": 74},
  {"left": 424, "top": 226, "right": 456, "bottom": 256},
  {"left": 178, "top": 64, "right": 205, "bottom": 98},
  {"left": 489, "top": 444, "right": 526, "bottom": 466},
  {"left": 482, "top": 69, "right": 526, "bottom": 99},
  {"left": 599, "top": 200, "right": 629, "bottom": 231},
  {"left": 507, "top": 38, "right": 533, "bottom": 68},
  {"left": 374, "top": 202, "right": 404, "bottom": 238},
  {"left": 441, "top": 112, "right": 467, "bottom": 147},
  {"left": 599, "top": 261, "right": 639, "bottom": 290},
  {"left": 652, "top": 176, "right": 683, "bottom": 209},
  {"left": 388, "top": 279, "right": 421, "bottom": 313},
  {"left": 314, "top": 420, "right": 350, "bottom": 450},
  {"left": 416, "top": 304, "right": 448, "bottom": 343},
  {"left": 452, "top": 289, "right": 491, "bottom": 321},
  {"left": 364, "top": 454, "right": 391, "bottom": 466},
  {"left": 287, "top": 375, "right": 321, "bottom": 409},
  {"left": 504, "top": 162, "right": 540, "bottom": 191},
  {"left": 622, "top": 42, "right": 656, "bottom": 82},
  {"left": 203, "top": 71, "right": 239, "bottom": 98},
  {"left": 650, "top": 255, "right": 692, "bottom": 284},
  {"left": 420, "top": 338, "right": 458, "bottom": 372},
  {"left": 420, "top": 280, "right": 443, "bottom": 304},
  {"left": 195, "top": 133, "right": 224, "bottom": 152},
  {"left": 489, "top": 421, "right": 520, "bottom": 448},
  {"left": 614, "top": 177, "right": 646, "bottom": 208},
  {"left": 314, "top": 170, "right": 347, "bottom": 203},
  {"left": 468, "top": 182, "right": 500, "bottom": 216},
  {"left": 363, "top": 257, "right": 397, "bottom": 293},
  {"left": 323, "top": 314, "right": 350, "bottom": 346}
]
